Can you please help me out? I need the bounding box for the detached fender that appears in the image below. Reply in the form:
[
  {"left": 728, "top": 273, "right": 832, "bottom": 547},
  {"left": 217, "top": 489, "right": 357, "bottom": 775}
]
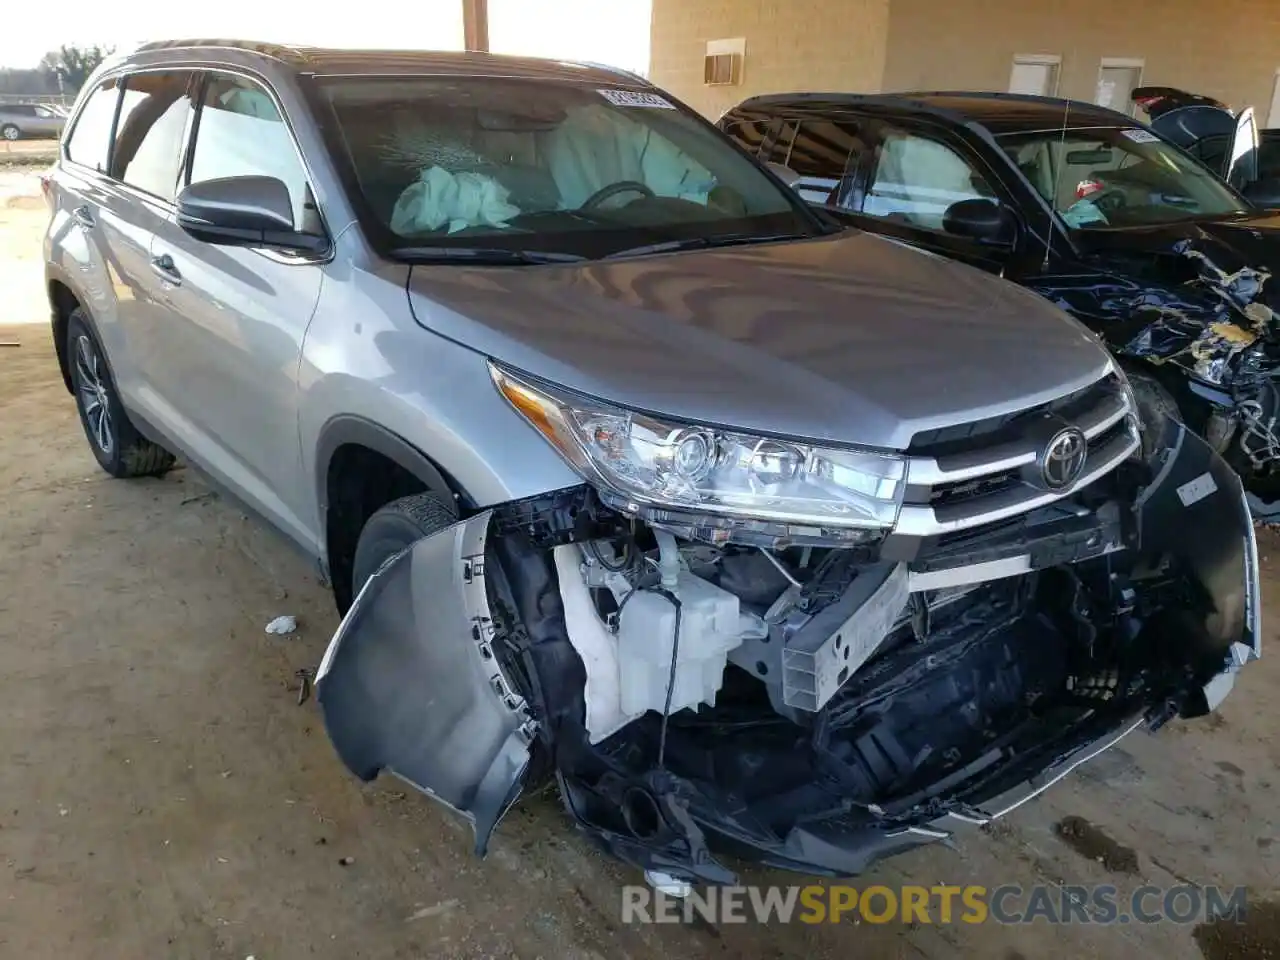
[
  {"left": 315, "top": 510, "right": 536, "bottom": 854},
  {"left": 1136, "top": 420, "right": 1260, "bottom": 710}
]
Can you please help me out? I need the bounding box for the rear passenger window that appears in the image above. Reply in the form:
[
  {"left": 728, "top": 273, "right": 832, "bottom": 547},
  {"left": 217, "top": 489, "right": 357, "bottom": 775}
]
[
  {"left": 189, "top": 73, "right": 313, "bottom": 229},
  {"left": 65, "top": 78, "right": 122, "bottom": 173},
  {"left": 113, "top": 72, "right": 197, "bottom": 201},
  {"left": 721, "top": 117, "right": 775, "bottom": 157},
  {"left": 786, "top": 120, "right": 867, "bottom": 206},
  {"left": 758, "top": 119, "right": 799, "bottom": 168}
]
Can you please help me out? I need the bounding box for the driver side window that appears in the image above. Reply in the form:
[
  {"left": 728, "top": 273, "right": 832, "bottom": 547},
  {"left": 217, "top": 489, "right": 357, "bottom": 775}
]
[
  {"left": 862, "top": 129, "right": 995, "bottom": 231},
  {"left": 189, "top": 73, "right": 314, "bottom": 229}
]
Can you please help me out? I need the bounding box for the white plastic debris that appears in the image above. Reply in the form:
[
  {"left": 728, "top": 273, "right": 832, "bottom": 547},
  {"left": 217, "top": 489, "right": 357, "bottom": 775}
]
[
  {"left": 645, "top": 870, "right": 693, "bottom": 899},
  {"left": 265, "top": 615, "right": 298, "bottom": 636}
]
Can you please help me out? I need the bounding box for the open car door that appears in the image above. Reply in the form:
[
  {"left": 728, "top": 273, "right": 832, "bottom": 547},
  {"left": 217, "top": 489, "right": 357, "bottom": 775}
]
[{"left": 1225, "top": 105, "right": 1260, "bottom": 190}]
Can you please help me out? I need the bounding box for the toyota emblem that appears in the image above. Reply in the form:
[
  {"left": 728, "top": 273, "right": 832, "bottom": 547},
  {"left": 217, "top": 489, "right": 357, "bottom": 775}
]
[{"left": 1040, "top": 427, "right": 1087, "bottom": 490}]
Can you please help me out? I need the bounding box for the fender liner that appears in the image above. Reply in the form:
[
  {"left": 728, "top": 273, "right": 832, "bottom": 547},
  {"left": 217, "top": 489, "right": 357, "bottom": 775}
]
[
  {"left": 314, "top": 414, "right": 464, "bottom": 519},
  {"left": 46, "top": 267, "right": 89, "bottom": 395}
]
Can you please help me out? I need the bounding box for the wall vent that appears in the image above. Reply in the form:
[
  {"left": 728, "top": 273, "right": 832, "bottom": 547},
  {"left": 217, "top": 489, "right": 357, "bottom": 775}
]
[{"left": 704, "top": 38, "right": 745, "bottom": 86}]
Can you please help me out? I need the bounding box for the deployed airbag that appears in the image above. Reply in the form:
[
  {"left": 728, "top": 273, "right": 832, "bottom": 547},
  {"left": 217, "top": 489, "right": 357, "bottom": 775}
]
[{"left": 390, "top": 165, "right": 521, "bottom": 235}]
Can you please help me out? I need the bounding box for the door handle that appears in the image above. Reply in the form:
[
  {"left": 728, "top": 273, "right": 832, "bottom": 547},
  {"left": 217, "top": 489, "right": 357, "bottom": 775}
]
[
  {"left": 150, "top": 253, "right": 181, "bottom": 285},
  {"left": 72, "top": 205, "right": 95, "bottom": 229}
]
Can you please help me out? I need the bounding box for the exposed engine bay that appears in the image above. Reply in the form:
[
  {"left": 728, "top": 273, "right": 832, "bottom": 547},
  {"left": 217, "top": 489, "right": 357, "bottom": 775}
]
[
  {"left": 1045, "top": 238, "right": 1280, "bottom": 507},
  {"left": 316, "top": 419, "right": 1259, "bottom": 884}
]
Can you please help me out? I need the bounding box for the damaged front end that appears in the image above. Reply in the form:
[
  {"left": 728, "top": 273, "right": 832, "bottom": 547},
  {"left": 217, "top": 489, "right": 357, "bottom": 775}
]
[
  {"left": 316, "top": 378, "right": 1259, "bottom": 884},
  {"left": 1048, "top": 236, "right": 1280, "bottom": 511}
]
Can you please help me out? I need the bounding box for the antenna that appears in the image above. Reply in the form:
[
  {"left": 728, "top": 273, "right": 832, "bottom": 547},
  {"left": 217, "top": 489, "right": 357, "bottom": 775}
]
[{"left": 1043, "top": 99, "right": 1071, "bottom": 269}]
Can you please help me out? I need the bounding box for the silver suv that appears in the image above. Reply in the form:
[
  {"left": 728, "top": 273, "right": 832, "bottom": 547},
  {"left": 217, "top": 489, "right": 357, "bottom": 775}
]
[{"left": 45, "top": 41, "right": 1259, "bottom": 886}]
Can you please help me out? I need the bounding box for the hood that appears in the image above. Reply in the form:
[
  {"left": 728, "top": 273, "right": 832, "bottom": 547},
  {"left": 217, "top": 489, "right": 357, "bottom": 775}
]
[
  {"left": 1076, "top": 213, "right": 1280, "bottom": 298},
  {"left": 1131, "top": 86, "right": 1259, "bottom": 186},
  {"left": 1131, "top": 85, "right": 1236, "bottom": 151},
  {"left": 1133, "top": 86, "right": 1232, "bottom": 122},
  {"left": 1049, "top": 216, "right": 1280, "bottom": 376},
  {"left": 405, "top": 231, "right": 1110, "bottom": 450}
]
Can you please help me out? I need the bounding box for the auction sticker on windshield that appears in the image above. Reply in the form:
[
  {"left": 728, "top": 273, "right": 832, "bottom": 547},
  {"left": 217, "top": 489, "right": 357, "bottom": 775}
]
[
  {"left": 1121, "top": 128, "right": 1161, "bottom": 144},
  {"left": 598, "top": 89, "right": 676, "bottom": 109}
]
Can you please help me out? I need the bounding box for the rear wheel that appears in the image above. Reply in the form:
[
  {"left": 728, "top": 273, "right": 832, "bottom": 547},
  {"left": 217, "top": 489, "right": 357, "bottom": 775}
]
[
  {"left": 351, "top": 492, "right": 459, "bottom": 598},
  {"left": 67, "top": 309, "right": 176, "bottom": 478},
  {"left": 1, "top": 124, "right": 19, "bottom": 141}
]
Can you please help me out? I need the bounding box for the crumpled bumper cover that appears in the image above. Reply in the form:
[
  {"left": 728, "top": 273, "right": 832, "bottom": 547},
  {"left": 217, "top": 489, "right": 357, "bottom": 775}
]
[
  {"left": 315, "top": 510, "right": 535, "bottom": 855},
  {"left": 564, "top": 425, "right": 1261, "bottom": 881}
]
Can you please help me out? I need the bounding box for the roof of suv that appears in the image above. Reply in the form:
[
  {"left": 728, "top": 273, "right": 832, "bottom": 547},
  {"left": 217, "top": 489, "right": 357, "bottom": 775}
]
[
  {"left": 732, "top": 91, "right": 1139, "bottom": 135},
  {"left": 115, "top": 39, "right": 648, "bottom": 87}
]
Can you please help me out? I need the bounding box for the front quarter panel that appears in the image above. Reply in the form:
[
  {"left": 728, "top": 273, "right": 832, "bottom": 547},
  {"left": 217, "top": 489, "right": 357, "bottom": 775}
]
[{"left": 299, "top": 232, "right": 583, "bottom": 534}]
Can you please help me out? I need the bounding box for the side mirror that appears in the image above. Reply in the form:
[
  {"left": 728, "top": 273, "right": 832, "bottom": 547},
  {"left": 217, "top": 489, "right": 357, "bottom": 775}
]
[
  {"left": 176, "top": 175, "right": 326, "bottom": 253},
  {"left": 942, "top": 198, "right": 1016, "bottom": 246},
  {"left": 765, "top": 161, "right": 801, "bottom": 188},
  {"left": 1242, "top": 177, "right": 1280, "bottom": 210}
]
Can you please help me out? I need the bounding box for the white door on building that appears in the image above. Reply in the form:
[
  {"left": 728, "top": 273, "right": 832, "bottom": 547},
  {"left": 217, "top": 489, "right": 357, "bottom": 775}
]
[
  {"left": 1096, "top": 60, "right": 1144, "bottom": 114},
  {"left": 1009, "top": 57, "right": 1060, "bottom": 97},
  {"left": 1268, "top": 72, "right": 1280, "bottom": 128}
]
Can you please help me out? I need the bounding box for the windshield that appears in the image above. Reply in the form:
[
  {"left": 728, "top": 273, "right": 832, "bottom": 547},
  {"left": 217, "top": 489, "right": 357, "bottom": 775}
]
[
  {"left": 998, "top": 126, "right": 1250, "bottom": 228},
  {"left": 312, "top": 76, "right": 821, "bottom": 260}
]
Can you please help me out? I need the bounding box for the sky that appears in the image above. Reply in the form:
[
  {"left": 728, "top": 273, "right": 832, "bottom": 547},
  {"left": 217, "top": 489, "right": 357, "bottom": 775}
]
[{"left": 0, "top": 0, "right": 651, "bottom": 74}]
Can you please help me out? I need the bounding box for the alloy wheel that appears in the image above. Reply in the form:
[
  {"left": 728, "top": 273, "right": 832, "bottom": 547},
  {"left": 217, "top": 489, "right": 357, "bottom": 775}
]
[{"left": 74, "top": 334, "right": 114, "bottom": 455}]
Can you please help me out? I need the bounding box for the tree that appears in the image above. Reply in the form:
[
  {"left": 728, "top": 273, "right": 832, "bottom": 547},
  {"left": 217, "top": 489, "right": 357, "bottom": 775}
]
[
  {"left": 0, "top": 68, "right": 56, "bottom": 97},
  {"left": 39, "top": 44, "right": 113, "bottom": 95}
]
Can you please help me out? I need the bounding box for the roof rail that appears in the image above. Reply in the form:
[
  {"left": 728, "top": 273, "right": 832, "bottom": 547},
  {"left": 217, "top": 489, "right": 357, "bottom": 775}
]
[{"left": 130, "top": 38, "right": 306, "bottom": 63}]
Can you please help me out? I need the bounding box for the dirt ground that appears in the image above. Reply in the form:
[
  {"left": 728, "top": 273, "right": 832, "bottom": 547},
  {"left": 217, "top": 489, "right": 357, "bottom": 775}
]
[{"left": 4, "top": 169, "right": 1280, "bottom": 960}]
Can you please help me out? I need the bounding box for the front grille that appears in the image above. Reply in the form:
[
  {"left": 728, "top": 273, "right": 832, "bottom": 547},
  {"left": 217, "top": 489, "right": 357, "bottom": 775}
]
[
  {"left": 928, "top": 470, "right": 1019, "bottom": 508},
  {"left": 896, "top": 373, "right": 1140, "bottom": 538}
]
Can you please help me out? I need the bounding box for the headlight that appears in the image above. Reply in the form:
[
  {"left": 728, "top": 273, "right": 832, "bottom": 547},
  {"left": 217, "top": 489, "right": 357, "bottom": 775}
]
[
  {"left": 1112, "top": 364, "right": 1139, "bottom": 420},
  {"left": 491, "top": 364, "right": 907, "bottom": 530}
]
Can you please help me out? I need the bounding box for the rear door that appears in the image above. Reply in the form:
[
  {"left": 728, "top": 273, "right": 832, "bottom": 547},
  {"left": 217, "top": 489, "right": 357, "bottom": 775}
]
[
  {"left": 147, "top": 70, "right": 326, "bottom": 551},
  {"left": 722, "top": 112, "right": 869, "bottom": 209},
  {"left": 52, "top": 73, "right": 183, "bottom": 410},
  {"left": 100, "top": 71, "right": 200, "bottom": 423}
]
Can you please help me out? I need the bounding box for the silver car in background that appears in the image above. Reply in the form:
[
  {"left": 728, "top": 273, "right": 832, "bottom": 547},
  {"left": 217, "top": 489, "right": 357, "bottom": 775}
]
[
  {"left": 43, "top": 40, "right": 1258, "bottom": 888},
  {"left": 0, "top": 102, "right": 66, "bottom": 140}
]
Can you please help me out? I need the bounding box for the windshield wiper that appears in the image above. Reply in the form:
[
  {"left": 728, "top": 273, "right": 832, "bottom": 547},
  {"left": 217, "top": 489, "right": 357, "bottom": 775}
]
[
  {"left": 390, "top": 246, "right": 586, "bottom": 265},
  {"left": 604, "top": 233, "right": 811, "bottom": 259}
]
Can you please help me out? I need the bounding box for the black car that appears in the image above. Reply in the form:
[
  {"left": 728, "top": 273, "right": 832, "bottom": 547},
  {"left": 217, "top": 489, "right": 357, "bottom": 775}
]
[
  {"left": 719, "top": 91, "right": 1280, "bottom": 512},
  {"left": 1132, "top": 86, "right": 1280, "bottom": 198}
]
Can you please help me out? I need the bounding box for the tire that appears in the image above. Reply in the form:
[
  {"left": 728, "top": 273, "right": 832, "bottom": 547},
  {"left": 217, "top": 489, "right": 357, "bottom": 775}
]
[
  {"left": 351, "top": 492, "right": 459, "bottom": 598},
  {"left": 1, "top": 124, "right": 19, "bottom": 141},
  {"left": 67, "top": 309, "right": 176, "bottom": 478}
]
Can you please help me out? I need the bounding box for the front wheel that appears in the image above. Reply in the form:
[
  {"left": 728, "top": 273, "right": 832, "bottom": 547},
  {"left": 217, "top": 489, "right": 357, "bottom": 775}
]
[
  {"left": 351, "top": 492, "right": 459, "bottom": 599},
  {"left": 67, "top": 309, "right": 176, "bottom": 478}
]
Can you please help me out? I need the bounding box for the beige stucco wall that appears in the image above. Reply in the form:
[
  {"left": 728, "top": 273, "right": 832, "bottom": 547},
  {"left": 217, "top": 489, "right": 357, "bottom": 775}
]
[
  {"left": 883, "top": 0, "right": 1280, "bottom": 114},
  {"left": 648, "top": 0, "right": 891, "bottom": 119},
  {"left": 650, "top": 0, "right": 1280, "bottom": 121}
]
